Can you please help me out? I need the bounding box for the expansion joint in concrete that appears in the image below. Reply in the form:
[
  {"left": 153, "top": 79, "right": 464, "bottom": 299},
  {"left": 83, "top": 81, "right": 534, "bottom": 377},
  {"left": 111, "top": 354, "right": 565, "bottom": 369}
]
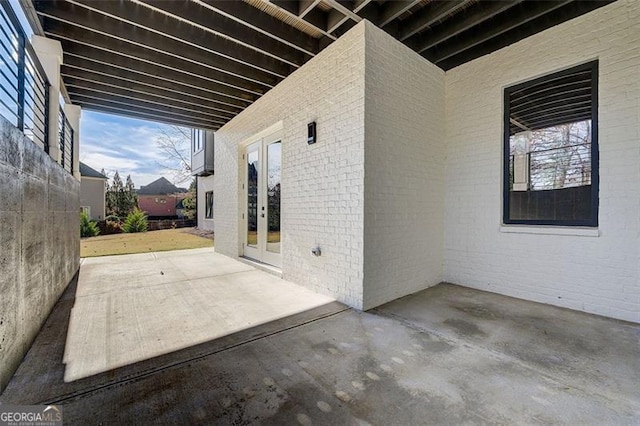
[{"left": 40, "top": 306, "right": 350, "bottom": 405}]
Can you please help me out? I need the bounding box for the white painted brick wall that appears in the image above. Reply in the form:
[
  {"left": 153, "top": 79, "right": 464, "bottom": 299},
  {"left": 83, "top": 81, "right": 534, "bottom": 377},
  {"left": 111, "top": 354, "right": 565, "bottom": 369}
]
[
  {"left": 444, "top": 0, "right": 640, "bottom": 322},
  {"left": 363, "top": 24, "right": 445, "bottom": 309},
  {"left": 214, "top": 23, "right": 366, "bottom": 308}
]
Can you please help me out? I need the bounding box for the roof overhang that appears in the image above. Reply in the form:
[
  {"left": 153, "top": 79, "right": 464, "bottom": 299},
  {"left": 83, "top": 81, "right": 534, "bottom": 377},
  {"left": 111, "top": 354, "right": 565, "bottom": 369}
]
[{"left": 26, "top": 0, "right": 614, "bottom": 130}]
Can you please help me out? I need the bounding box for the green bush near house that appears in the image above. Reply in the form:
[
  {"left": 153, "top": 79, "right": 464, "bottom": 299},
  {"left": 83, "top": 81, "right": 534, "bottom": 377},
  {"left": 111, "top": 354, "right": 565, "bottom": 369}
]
[
  {"left": 105, "top": 214, "right": 123, "bottom": 223},
  {"left": 123, "top": 208, "right": 148, "bottom": 233},
  {"left": 80, "top": 211, "right": 100, "bottom": 237},
  {"left": 97, "top": 219, "right": 124, "bottom": 235}
]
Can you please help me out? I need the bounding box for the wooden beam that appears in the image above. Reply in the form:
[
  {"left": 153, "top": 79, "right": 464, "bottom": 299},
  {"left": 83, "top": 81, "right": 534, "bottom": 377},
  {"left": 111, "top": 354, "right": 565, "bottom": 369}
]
[
  {"left": 379, "top": 0, "right": 421, "bottom": 27},
  {"left": 195, "top": 0, "right": 320, "bottom": 56},
  {"left": 137, "top": 0, "right": 311, "bottom": 67},
  {"left": 67, "top": 91, "right": 228, "bottom": 125},
  {"left": 298, "top": 0, "right": 321, "bottom": 17},
  {"left": 425, "top": 0, "right": 573, "bottom": 66},
  {"left": 353, "top": 0, "right": 374, "bottom": 13},
  {"left": 398, "top": 0, "right": 467, "bottom": 41},
  {"left": 43, "top": 20, "right": 269, "bottom": 97},
  {"left": 66, "top": 83, "right": 233, "bottom": 122},
  {"left": 327, "top": 9, "right": 348, "bottom": 33},
  {"left": 61, "top": 71, "right": 238, "bottom": 118},
  {"left": 60, "top": 46, "right": 255, "bottom": 106},
  {"left": 36, "top": 0, "right": 286, "bottom": 85},
  {"left": 408, "top": 1, "right": 523, "bottom": 53},
  {"left": 77, "top": 102, "right": 219, "bottom": 130},
  {"left": 270, "top": 0, "right": 335, "bottom": 39}
]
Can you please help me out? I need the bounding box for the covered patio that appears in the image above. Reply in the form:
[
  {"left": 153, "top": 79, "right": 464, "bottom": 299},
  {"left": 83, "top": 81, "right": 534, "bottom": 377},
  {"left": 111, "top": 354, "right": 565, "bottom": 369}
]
[
  {"left": 1, "top": 1, "right": 639, "bottom": 423},
  {"left": 1, "top": 251, "right": 638, "bottom": 423}
]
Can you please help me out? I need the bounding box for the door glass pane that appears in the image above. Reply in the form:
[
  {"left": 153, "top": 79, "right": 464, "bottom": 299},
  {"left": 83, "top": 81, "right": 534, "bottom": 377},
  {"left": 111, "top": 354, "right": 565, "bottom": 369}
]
[
  {"left": 266, "top": 141, "right": 281, "bottom": 253},
  {"left": 247, "top": 148, "right": 259, "bottom": 247}
]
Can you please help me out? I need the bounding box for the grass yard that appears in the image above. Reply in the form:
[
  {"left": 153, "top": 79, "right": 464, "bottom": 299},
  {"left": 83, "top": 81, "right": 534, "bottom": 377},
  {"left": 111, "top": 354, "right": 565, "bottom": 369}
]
[{"left": 81, "top": 228, "right": 214, "bottom": 258}]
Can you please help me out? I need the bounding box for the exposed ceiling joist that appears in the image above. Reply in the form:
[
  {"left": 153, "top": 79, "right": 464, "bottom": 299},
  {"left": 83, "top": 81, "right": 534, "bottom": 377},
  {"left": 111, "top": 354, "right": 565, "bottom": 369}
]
[
  {"left": 299, "top": 0, "right": 322, "bottom": 17},
  {"left": 59, "top": 46, "right": 256, "bottom": 107},
  {"left": 195, "top": 0, "right": 321, "bottom": 56},
  {"left": 398, "top": 0, "right": 468, "bottom": 41},
  {"left": 62, "top": 75, "right": 237, "bottom": 120},
  {"left": 45, "top": 24, "right": 267, "bottom": 97},
  {"left": 36, "top": 0, "right": 285, "bottom": 85},
  {"left": 408, "top": 1, "right": 524, "bottom": 53},
  {"left": 78, "top": 102, "right": 219, "bottom": 130},
  {"left": 68, "top": 91, "right": 228, "bottom": 125},
  {"left": 425, "top": 0, "right": 574, "bottom": 65},
  {"left": 379, "top": 0, "right": 422, "bottom": 27},
  {"left": 136, "top": 0, "right": 310, "bottom": 68},
  {"left": 269, "top": 0, "right": 336, "bottom": 39},
  {"left": 61, "top": 66, "right": 242, "bottom": 115},
  {"left": 28, "top": 0, "right": 614, "bottom": 131}
]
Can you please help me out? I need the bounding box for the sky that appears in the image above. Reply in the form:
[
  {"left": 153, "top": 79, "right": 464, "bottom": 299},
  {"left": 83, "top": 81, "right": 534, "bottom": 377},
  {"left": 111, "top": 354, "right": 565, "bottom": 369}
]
[
  {"left": 6, "top": 0, "right": 183, "bottom": 189},
  {"left": 79, "top": 111, "right": 184, "bottom": 188}
]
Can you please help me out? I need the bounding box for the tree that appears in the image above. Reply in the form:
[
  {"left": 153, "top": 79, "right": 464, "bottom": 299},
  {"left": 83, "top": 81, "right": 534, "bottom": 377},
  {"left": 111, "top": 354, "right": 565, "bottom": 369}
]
[
  {"left": 106, "top": 171, "right": 138, "bottom": 217},
  {"left": 155, "top": 125, "right": 192, "bottom": 184},
  {"left": 123, "top": 208, "right": 148, "bottom": 233},
  {"left": 107, "top": 171, "right": 124, "bottom": 216},
  {"left": 524, "top": 121, "right": 591, "bottom": 190},
  {"left": 125, "top": 175, "right": 138, "bottom": 214},
  {"left": 80, "top": 211, "right": 99, "bottom": 237},
  {"left": 102, "top": 168, "right": 111, "bottom": 212},
  {"left": 181, "top": 178, "right": 197, "bottom": 219}
]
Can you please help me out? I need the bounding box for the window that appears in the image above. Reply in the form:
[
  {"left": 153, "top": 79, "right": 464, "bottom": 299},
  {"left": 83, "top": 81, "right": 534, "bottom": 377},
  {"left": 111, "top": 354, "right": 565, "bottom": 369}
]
[
  {"left": 192, "top": 128, "right": 204, "bottom": 152},
  {"left": 205, "top": 191, "right": 213, "bottom": 219},
  {"left": 503, "top": 61, "right": 598, "bottom": 226}
]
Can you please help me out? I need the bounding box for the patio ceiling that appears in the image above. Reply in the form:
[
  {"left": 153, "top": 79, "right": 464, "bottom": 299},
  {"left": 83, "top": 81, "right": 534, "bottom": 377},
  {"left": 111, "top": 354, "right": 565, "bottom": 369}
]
[{"left": 24, "top": 0, "right": 613, "bottom": 130}]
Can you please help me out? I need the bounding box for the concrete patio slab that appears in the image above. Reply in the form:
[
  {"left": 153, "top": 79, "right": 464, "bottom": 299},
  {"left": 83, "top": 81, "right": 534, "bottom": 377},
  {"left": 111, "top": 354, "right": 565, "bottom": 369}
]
[
  {"left": 65, "top": 248, "right": 335, "bottom": 381},
  {"left": 2, "top": 275, "right": 638, "bottom": 424}
]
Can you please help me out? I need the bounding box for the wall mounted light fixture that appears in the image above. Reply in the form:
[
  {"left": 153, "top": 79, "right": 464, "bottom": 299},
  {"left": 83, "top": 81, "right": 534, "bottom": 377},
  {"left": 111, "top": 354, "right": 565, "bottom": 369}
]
[{"left": 307, "top": 121, "right": 316, "bottom": 144}]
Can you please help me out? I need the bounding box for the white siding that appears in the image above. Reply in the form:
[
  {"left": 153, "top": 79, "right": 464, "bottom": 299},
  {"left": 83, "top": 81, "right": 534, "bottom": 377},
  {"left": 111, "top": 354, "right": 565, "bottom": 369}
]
[{"left": 80, "top": 177, "right": 106, "bottom": 220}]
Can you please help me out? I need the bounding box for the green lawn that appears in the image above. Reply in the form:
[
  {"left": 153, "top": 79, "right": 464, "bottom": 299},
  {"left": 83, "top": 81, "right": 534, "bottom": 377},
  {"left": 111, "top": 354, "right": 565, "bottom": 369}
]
[{"left": 81, "top": 228, "right": 213, "bottom": 257}]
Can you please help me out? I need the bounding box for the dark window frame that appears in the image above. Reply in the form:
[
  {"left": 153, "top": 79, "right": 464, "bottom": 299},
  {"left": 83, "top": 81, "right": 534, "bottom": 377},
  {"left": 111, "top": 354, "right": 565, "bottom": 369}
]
[
  {"left": 502, "top": 61, "right": 599, "bottom": 227},
  {"left": 205, "top": 191, "right": 213, "bottom": 219},
  {"left": 192, "top": 129, "right": 204, "bottom": 153}
]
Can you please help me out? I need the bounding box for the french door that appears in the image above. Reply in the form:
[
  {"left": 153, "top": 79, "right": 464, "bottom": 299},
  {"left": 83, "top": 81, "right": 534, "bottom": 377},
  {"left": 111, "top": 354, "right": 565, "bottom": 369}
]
[{"left": 244, "top": 130, "right": 282, "bottom": 267}]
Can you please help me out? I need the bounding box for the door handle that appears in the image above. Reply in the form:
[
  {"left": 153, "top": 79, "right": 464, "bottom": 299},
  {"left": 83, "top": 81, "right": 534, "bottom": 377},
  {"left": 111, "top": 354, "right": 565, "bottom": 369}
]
[{"left": 261, "top": 213, "right": 265, "bottom": 218}]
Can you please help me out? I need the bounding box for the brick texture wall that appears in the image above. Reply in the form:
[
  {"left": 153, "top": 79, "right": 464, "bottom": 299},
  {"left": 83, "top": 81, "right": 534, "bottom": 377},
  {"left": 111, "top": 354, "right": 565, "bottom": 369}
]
[
  {"left": 214, "top": 23, "right": 366, "bottom": 307},
  {"left": 363, "top": 24, "right": 445, "bottom": 309},
  {"left": 444, "top": 0, "right": 639, "bottom": 322}
]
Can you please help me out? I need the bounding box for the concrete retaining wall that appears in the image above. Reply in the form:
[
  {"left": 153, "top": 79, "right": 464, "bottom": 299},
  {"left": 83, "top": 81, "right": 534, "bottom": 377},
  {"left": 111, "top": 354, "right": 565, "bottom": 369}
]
[{"left": 0, "top": 116, "right": 80, "bottom": 391}]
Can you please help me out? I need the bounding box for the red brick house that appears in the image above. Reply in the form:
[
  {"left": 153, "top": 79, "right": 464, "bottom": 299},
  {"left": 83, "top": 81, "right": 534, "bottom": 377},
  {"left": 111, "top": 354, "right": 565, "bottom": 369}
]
[{"left": 137, "top": 177, "right": 187, "bottom": 218}]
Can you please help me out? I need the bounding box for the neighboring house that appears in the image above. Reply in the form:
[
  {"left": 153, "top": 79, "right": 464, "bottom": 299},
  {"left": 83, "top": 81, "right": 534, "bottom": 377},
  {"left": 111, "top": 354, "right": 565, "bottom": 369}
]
[
  {"left": 79, "top": 162, "right": 107, "bottom": 220},
  {"left": 191, "top": 128, "right": 214, "bottom": 231},
  {"left": 137, "top": 177, "right": 187, "bottom": 218}
]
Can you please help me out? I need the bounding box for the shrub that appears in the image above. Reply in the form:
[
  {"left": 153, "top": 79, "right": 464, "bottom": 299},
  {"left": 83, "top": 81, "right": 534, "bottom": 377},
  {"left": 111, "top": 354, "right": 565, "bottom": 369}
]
[
  {"left": 97, "top": 219, "right": 123, "bottom": 235},
  {"left": 80, "top": 211, "right": 100, "bottom": 237},
  {"left": 105, "top": 214, "right": 123, "bottom": 223},
  {"left": 123, "top": 208, "right": 148, "bottom": 233}
]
